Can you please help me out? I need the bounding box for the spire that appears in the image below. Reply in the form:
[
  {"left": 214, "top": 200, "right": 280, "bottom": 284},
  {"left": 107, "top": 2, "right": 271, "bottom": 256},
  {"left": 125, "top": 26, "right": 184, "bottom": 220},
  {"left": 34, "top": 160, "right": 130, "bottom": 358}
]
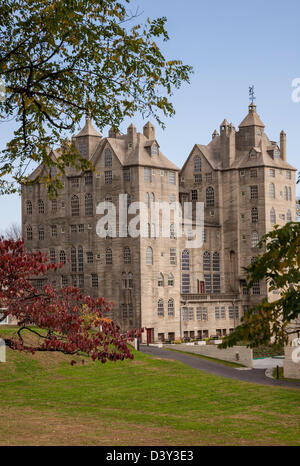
[
  {"left": 238, "top": 103, "right": 265, "bottom": 128},
  {"left": 74, "top": 118, "right": 102, "bottom": 138}
]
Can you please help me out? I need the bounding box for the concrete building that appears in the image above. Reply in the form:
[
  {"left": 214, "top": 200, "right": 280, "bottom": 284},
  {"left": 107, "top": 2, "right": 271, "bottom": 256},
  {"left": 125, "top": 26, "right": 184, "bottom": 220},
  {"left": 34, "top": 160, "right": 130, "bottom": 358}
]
[{"left": 21, "top": 103, "right": 297, "bottom": 343}]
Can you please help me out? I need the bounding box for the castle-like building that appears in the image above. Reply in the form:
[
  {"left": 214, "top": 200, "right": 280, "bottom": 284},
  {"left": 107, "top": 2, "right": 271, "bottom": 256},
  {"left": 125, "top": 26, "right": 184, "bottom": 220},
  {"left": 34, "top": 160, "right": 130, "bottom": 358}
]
[{"left": 21, "top": 103, "right": 296, "bottom": 343}]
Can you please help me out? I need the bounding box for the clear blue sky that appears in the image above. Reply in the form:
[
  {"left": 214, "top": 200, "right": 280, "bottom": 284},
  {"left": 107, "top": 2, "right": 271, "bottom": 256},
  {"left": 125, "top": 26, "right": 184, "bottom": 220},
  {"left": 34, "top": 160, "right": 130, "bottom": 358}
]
[{"left": 1, "top": 0, "right": 300, "bottom": 231}]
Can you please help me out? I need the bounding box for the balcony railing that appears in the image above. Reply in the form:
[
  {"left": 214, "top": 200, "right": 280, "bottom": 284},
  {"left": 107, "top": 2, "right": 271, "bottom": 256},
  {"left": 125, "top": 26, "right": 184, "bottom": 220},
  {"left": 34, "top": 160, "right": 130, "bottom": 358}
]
[{"left": 181, "top": 293, "right": 240, "bottom": 302}]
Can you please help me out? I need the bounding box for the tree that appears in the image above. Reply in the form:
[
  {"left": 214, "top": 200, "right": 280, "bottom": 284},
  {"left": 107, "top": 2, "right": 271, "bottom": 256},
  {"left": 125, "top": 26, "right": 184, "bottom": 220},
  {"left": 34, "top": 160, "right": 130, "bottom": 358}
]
[
  {"left": 1, "top": 222, "right": 22, "bottom": 240},
  {"left": 0, "top": 237, "right": 140, "bottom": 363},
  {"left": 220, "top": 221, "right": 300, "bottom": 349},
  {"left": 0, "top": 0, "right": 192, "bottom": 196}
]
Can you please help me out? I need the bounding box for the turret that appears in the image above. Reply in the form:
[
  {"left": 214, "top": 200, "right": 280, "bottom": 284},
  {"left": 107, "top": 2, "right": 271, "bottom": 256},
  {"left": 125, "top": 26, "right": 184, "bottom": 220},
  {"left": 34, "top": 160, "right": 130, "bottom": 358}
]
[{"left": 143, "top": 121, "right": 155, "bottom": 140}]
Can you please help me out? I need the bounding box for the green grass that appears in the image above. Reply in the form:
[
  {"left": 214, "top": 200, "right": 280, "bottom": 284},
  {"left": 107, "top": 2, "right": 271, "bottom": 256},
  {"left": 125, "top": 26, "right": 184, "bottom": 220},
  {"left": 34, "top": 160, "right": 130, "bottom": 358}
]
[
  {"left": 165, "top": 347, "right": 246, "bottom": 368},
  {"left": 0, "top": 327, "right": 299, "bottom": 446},
  {"left": 272, "top": 366, "right": 300, "bottom": 383}
]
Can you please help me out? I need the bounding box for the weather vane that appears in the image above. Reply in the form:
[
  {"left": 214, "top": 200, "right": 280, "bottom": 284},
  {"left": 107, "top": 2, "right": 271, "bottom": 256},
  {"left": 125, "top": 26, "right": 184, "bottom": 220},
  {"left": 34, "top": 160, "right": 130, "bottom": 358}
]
[{"left": 249, "top": 85, "right": 256, "bottom": 104}]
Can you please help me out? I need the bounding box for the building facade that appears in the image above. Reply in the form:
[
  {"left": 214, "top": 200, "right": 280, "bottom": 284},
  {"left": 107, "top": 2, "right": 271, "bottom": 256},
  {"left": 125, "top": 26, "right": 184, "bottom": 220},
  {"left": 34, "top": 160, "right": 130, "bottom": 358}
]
[{"left": 21, "top": 103, "right": 297, "bottom": 342}]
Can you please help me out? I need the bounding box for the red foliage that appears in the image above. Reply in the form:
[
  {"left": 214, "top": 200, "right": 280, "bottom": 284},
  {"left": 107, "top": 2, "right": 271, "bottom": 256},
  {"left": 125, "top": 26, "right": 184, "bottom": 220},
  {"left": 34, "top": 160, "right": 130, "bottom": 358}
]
[{"left": 0, "top": 238, "right": 141, "bottom": 364}]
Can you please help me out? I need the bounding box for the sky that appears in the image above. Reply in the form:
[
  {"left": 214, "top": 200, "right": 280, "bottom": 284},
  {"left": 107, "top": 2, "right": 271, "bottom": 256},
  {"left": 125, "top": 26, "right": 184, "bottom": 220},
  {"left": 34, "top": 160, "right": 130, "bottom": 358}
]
[{"left": 1, "top": 0, "right": 300, "bottom": 231}]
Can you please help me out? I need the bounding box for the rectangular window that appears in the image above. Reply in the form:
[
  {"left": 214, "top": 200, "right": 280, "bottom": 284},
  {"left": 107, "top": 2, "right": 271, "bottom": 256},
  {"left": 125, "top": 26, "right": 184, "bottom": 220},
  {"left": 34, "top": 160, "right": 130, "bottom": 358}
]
[
  {"left": 204, "top": 274, "right": 211, "bottom": 293},
  {"left": 128, "top": 303, "right": 133, "bottom": 318},
  {"left": 70, "top": 224, "right": 77, "bottom": 233},
  {"left": 61, "top": 276, "right": 68, "bottom": 287},
  {"left": 202, "top": 309, "right": 208, "bottom": 321},
  {"left": 123, "top": 167, "right": 131, "bottom": 182},
  {"left": 269, "top": 168, "right": 275, "bottom": 177},
  {"left": 182, "top": 307, "right": 188, "bottom": 321},
  {"left": 188, "top": 308, "right": 194, "bottom": 321},
  {"left": 85, "top": 173, "right": 93, "bottom": 185},
  {"left": 78, "top": 224, "right": 84, "bottom": 232},
  {"left": 205, "top": 172, "right": 212, "bottom": 182},
  {"left": 286, "top": 171, "right": 291, "bottom": 180},
  {"left": 144, "top": 167, "right": 151, "bottom": 182},
  {"left": 122, "top": 304, "right": 127, "bottom": 319},
  {"left": 181, "top": 273, "right": 190, "bottom": 293},
  {"left": 250, "top": 169, "right": 257, "bottom": 178},
  {"left": 170, "top": 248, "right": 176, "bottom": 265},
  {"left": 213, "top": 274, "right": 221, "bottom": 293},
  {"left": 71, "top": 177, "right": 79, "bottom": 188},
  {"left": 86, "top": 252, "right": 93, "bottom": 264},
  {"left": 196, "top": 307, "right": 202, "bottom": 321},
  {"left": 194, "top": 174, "right": 202, "bottom": 184},
  {"left": 91, "top": 273, "right": 99, "bottom": 288},
  {"left": 250, "top": 185, "right": 258, "bottom": 199},
  {"left": 221, "top": 306, "right": 226, "bottom": 319},
  {"left": 191, "top": 189, "right": 198, "bottom": 201},
  {"left": 215, "top": 307, "right": 220, "bottom": 320},
  {"left": 252, "top": 281, "right": 261, "bottom": 295},
  {"left": 105, "top": 170, "right": 112, "bottom": 184},
  {"left": 51, "top": 225, "right": 57, "bottom": 237},
  {"left": 169, "top": 171, "right": 176, "bottom": 184}
]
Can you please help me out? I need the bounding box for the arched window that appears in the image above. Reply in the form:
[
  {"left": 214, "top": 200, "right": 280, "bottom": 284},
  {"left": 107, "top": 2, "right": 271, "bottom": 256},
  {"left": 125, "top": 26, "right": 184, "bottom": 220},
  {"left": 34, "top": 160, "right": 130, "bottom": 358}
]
[
  {"left": 104, "top": 148, "right": 112, "bottom": 167},
  {"left": 284, "top": 186, "right": 288, "bottom": 200},
  {"left": 287, "top": 210, "right": 292, "bottom": 222},
  {"left": 51, "top": 199, "right": 57, "bottom": 213},
  {"left": 85, "top": 193, "right": 93, "bottom": 216},
  {"left": 270, "top": 208, "right": 276, "bottom": 225},
  {"left": 158, "top": 273, "right": 164, "bottom": 287},
  {"left": 59, "top": 250, "right": 66, "bottom": 264},
  {"left": 203, "top": 251, "right": 211, "bottom": 271},
  {"left": 26, "top": 225, "right": 33, "bottom": 241},
  {"left": 213, "top": 252, "right": 220, "bottom": 271},
  {"left": 157, "top": 299, "right": 164, "bottom": 316},
  {"left": 269, "top": 183, "right": 275, "bottom": 199},
  {"left": 194, "top": 156, "right": 201, "bottom": 172},
  {"left": 168, "top": 273, "right": 174, "bottom": 286},
  {"left": 146, "top": 246, "right": 153, "bottom": 264},
  {"left": 106, "top": 248, "right": 112, "bottom": 264},
  {"left": 124, "top": 247, "right": 131, "bottom": 264},
  {"left": 71, "top": 246, "right": 77, "bottom": 272},
  {"left": 206, "top": 187, "right": 214, "bottom": 207},
  {"left": 71, "top": 195, "right": 79, "bottom": 216},
  {"left": 26, "top": 200, "right": 32, "bottom": 215},
  {"left": 78, "top": 246, "right": 83, "bottom": 272},
  {"left": 38, "top": 225, "right": 44, "bottom": 240},
  {"left": 144, "top": 192, "right": 149, "bottom": 207},
  {"left": 122, "top": 272, "right": 127, "bottom": 289},
  {"left": 128, "top": 272, "right": 133, "bottom": 289},
  {"left": 150, "top": 192, "right": 155, "bottom": 205},
  {"left": 168, "top": 298, "right": 174, "bottom": 316},
  {"left": 38, "top": 199, "right": 44, "bottom": 214},
  {"left": 251, "top": 231, "right": 259, "bottom": 248},
  {"left": 251, "top": 207, "right": 258, "bottom": 223},
  {"left": 181, "top": 250, "right": 190, "bottom": 270}
]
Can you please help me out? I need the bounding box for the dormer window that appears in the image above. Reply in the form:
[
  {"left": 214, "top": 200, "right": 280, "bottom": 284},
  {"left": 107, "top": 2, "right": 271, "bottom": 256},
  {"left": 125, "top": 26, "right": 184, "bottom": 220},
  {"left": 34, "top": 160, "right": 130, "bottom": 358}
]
[
  {"left": 273, "top": 149, "right": 280, "bottom": 159},
  {"left": 249, "top": 149, "right": 258, "bottom": 159},
  {"left": 151, "top": 144, "right": 158, "bottom": 155}
]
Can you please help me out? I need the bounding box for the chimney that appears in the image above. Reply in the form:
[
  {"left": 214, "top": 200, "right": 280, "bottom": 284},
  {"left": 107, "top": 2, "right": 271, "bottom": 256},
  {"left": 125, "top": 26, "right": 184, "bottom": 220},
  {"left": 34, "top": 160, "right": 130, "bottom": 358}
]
[
  {"left": 143, "top": 121, "right": 155, "bottom": 140},
  {"left": 280, "top": 130, "right": 286, "bottom": 161}
]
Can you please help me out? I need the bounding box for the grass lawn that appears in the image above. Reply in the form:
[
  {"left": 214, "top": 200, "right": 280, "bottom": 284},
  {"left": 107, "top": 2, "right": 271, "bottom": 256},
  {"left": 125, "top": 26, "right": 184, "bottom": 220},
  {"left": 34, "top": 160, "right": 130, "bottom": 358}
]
[
  {"left": 165, "top": 347, "right": 246, "bottom": 368},
  {"left": 0, "top": 327, "right": 299, "bottom": 446}
]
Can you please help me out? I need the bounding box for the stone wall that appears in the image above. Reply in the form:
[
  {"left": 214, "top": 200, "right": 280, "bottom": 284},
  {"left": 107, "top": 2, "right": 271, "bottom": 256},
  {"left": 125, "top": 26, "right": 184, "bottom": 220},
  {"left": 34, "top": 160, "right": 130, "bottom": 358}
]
[
  {"left": 164, "top": 343, "right": 253, "bottom": 367},
  {"left": 283, "top": 346, "right": 300, "bottom": 380}
]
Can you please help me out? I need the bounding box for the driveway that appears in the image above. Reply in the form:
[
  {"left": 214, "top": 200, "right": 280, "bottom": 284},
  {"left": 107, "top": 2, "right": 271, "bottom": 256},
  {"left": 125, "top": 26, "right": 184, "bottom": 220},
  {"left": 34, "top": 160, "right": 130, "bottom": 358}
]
[{"left": 140, "top": 345, "right": 300, "bottom": 390}]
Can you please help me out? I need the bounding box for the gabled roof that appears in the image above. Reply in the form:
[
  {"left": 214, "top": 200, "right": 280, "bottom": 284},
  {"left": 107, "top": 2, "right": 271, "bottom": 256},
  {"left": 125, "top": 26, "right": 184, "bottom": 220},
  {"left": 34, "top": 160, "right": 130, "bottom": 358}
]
[{"left": 73, "top": 118, "right": 102, "bottom": 138}]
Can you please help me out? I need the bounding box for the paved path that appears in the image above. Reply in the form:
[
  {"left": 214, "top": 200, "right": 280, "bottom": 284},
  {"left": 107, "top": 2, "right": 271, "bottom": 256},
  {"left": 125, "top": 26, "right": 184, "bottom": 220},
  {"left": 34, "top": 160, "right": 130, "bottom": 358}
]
[{"left": 140, "top": 345, "right": 300, "bottom": 390}]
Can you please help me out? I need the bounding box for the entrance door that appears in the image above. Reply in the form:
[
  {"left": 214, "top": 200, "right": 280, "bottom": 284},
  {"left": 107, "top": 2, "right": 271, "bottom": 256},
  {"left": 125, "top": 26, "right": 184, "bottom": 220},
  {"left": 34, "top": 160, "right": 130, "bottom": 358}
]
[{"left": 146, "top": 328, "right": 153, "bottom": 344}]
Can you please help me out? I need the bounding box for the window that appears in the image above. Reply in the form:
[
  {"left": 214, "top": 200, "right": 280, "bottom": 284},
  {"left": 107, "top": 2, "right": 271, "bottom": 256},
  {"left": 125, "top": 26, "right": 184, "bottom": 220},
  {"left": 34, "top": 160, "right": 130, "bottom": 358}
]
[
  {"left": 181, "top": 273, "right": 190, "bottom": 293},
  {"left": 49, "top": 248, "right": 56, "bottom": 264},
  {"left": 188, "top": 308, "right": 194, "bottom": 321},
  {"left": 128, "top": 303, "right": 133, "bottom": 318},
  {"left": 51, "top": 199, "right": 57, "bottom": 213},
  {"left": 221, "top": 306, "right": 226, "bottom": 319},
  {"left": 59, "top": 250, "right": 66, "bottom": 264},
  {"left": 157, "top": 273, "right": 164, "bottom": 287},
  {"left": 85, "top": 172, "right": 93, "bottom": 185},
  {"left": 286, "top": 171, "right": 291, "bottom": 180},
  {"left": 86, "top": 252, "right": 93, "bottom": 264},
  {"left": 170, "top": 223, "right": 176, "bottom": 239},
  {"left": 194, "top": 157, "right": 201, "bottom": 172},
  {"left": 71, "top": 275, "right": 77, "bottom": 288},
  {"left": 85, "top": 193, "right": 93, "bottom": 216},
  {"left": 250, "top": 169, "right": 257, "bottom": 178},
  {"left": 71, "top": 195, "right": 79, "bottom": 216},
  {"left": 26, "top": 185, "right": 33, "bottom": 194},
  {"left": 146, "top": 247, "right": 153, "bottom": 265},
  {"left": 106, "top": 248, "right": 112, "bottom": 264},
  {"left": 288, "top": 187, "right": 292, "bottom": 201},
  {"left": 269, "top": 183, "right": 275, "bottom": 199},
  {"left": 250, "top": 186, "right": 258, "bottom": 199},
  {"left": 181, "top": 250, "right": 190, "bottom": 270},
  {"left": 144, "top": 192, "right": 149, "bottom": 207},
  {"left": 191, "top": 189, "right": 198, "bottom": 201},
  {"left": 204, "top": 274, "right": 211, "bottom": 293},
  {"left": 157, "top": 299, "right": 164, "bottom": 316},
  {"left": 71, "top": 224, "right": 77, "bottom": 234},
  {"left": 78, "top": 275, "right": 84, "bottom": 291},
  {"left": 71, "top": 246, "right": 77, "bottom": 272},
  {"left": 122, "top": 272, "right": 127, "bottom": 289},
  {"left": 182, "top": 307, "right": 188, "bottom": 321},
  {"left": 169, "top": 171, "right": 175, "bottom": 184},
  {"left": 194, "top": 174, "right": 202, "bottom": 184},
  {"left": 215, "top": 307, "right": 220, "bottom": 320},
  {"left": 205, "top": 172, "right": 212, "bottom": 182},
  {"left": 287, "top": 210, "right": 292, "bottom": 222},
  {"left": 170, "top": 248, "right": 176, "bottom": 265},
  {"left": 151, "top": 143, "right": 158, "bottom": 155},
  {"left": 123, "top": 167, "right": 130, "bottom": 182},
  {"left": 206, "top": 187, "right": 214, "bottom": 207},
  {"left": 122, "top": 304, "right": 127, "bottom": 319},
  {"left": 144, "top": 167, "right": 151, "bottom": 182},
  {"left": 151, "top": 223, "right": 156, "bottom": 238},
  {"left": 213, "top": 252, "right": 220, "bottom": 271},
  {"left": 213, "top": 274, "right": 221, "bottom": 293},
  {"left": 104, "top": 148, "right": 112, "bottom": 167},
  {"left": 284, "top": 186, "right": 288, "bottom": 200},
  {"left": 149, "top": 192, "right": 155, "bottom": 206},
  {"left": 78, "top": 224, "right": 84, "bottom": 233},
  {"left": 229, "top": 306, "right": 239, "bottom": 319},
  {"left": 78, "top": 246, "right": 83, "bottom": 272},
  {"left": 168, "top": 273, "right": 174, "bottom": 286},
  {"left": 168, "top": 299, "right": 174, "bottom": 316},
  {"left": 71, "top": 177, "right": 79, "bottom": 188},
  {"left": 26, "top": 200, "right": 32, "bottom": 215},
  {"left": 92, "top": 273, "right": 99, "bottom": 288},
  {"left": 61, "top": 276, "right": 68, "bottom": 287},
  {"left": 251, "top": 207, "right": 258, "bottom": 223},
  {"left": 105, "top": 170, "right": 112, "bottom": 184},
  {"left": 38, "top": 225, "right": 44, "bottom": 240},
  {"left": 169, "top": 193, "right": 176, "bottom": 206},
  {"left": 251, "top": 231, "right": 259, "bottom": 248},
  {"left": 269, "top": 168, "right": 275, "bottom": 177},
  {"left": 252, "top": 281, "right": 260, "bottom": 295},
  {"left": 203, "top": 251, "right": 211, "bottom": 271},
  {"left": 270, "top": 207, "right": 276, "bottom": 224},
  {"left": 38, "top": 199, "right": 45, "bottom": 214},
  {"left": 128, "top": 272, "right": 133, "bottom": 289},
  {"left": 124, "top": 247, "right": 131, "bottom": 264}
]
